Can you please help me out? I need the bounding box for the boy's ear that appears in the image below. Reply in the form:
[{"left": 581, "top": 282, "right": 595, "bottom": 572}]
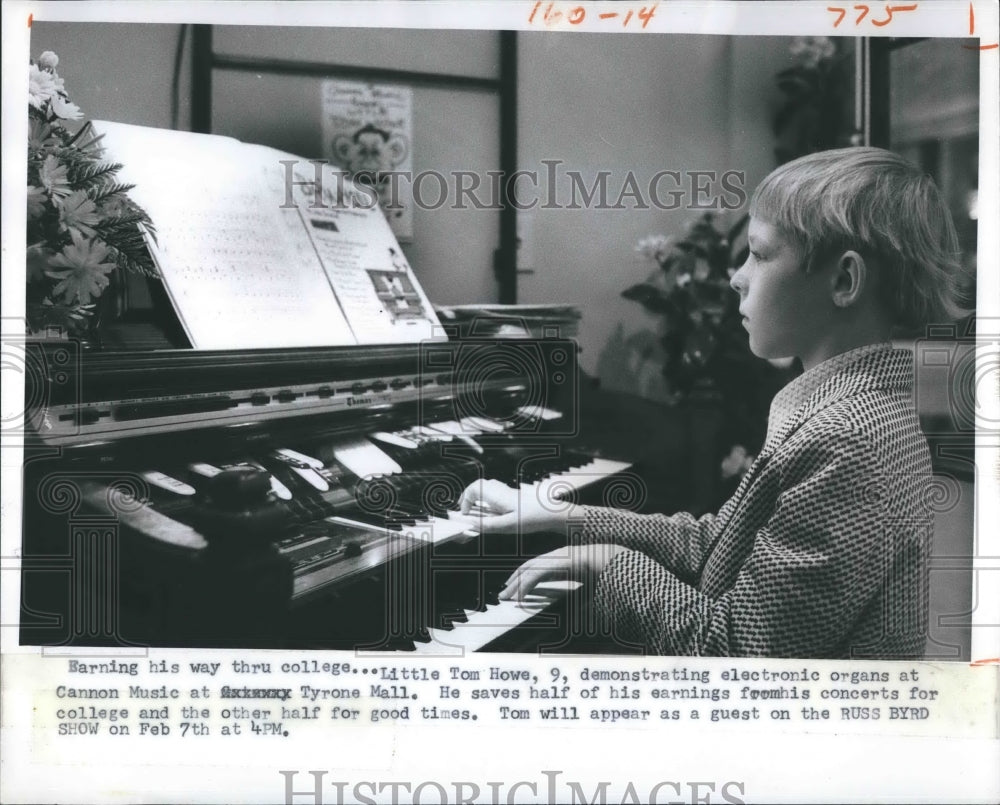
[{"left": 829, "top": 250, "right": 868, "bottom": 309}]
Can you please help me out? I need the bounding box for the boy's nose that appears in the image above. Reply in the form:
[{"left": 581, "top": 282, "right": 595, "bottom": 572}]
[{"left": 729, "top": 264, "right": 747, "bottom": 295}]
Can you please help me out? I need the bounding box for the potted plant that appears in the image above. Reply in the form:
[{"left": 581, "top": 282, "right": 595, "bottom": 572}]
[
  {"left": 624, "top": 213, "right": 796, "bottom": 507},
  {"left": 774, "top": 36, "right": 858, "bottom": 163},
  {"left": 26, "top": 51, "right": 158, "bottom": 344}
]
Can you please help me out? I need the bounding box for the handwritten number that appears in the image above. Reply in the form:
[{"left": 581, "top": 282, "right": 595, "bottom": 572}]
[
  {"left": 873, "top": 3, "right": 916, "bottom": 26},
  {"left": 527, "top": 1, "right": 657, "bottom": 28},
  {"left": 965, "top": 0, "right": 999, "bottom": 48},
  {"left": 638, "top": 4, "right": 659, "bottom": 28},
  {"left": 871, "top": 6, "right": 893, "bottom": 25},
  {"left": 829, "top": 1, "right": 918, "bottom": 27}
]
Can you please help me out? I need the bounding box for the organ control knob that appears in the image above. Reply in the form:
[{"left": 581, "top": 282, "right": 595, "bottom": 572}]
[
  {"left": 204, "top": 466, "right": 272, "bottom": 510},
  {"left": 192, "top": 465, "right": 291, "bottom": 545}
]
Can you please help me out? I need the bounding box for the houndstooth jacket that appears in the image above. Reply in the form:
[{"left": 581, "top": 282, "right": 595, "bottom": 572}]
[{"left": 580, "top": 343, "right": 933, "bottom": 659}]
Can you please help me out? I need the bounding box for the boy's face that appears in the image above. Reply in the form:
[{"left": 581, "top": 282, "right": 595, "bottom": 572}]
[{"left": 730, "top": 218, "right": 837, "bottom": 370}]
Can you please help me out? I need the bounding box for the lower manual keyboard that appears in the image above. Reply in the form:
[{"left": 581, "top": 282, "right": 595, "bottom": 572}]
[
  {"left": 401, "top": 581, "right": 583, "bottom": 655},
  {"left": 519, "top": 456, "right": 632, "bottom": 505},
  {"left": 289, "top": 455, "right": 631, "bottom": 625}
]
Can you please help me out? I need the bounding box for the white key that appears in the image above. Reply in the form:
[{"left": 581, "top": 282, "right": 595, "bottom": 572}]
[
  {"left": 460, "top": 416, "right": 507, "bottom": 433},
  {"left": 414, "top": 425, "right": 453, "bottom": 441},
  {"left": 397, "top": 516, "right": 472, "bottom": 544},
  {"left": 141, "top": 470, "right": 196, "bottom": 496},
  {"left": 290, "top": 466, "right": 329, "bottom": 492},
  {"left": 425, "top": 420, "right": 466, "bottom": 434},
  {"left": 276, "top": 447, "right": 324, "bottom": 469},
  {"left": 516, "top": 404, "right": 563, "bottom": 421},
  {"left": 370, "top": 431, "right": 420, "bottom": 450},
  {"left": 332, "top": 439, "right": 403, "bottom": 477},
  {"left": 267, "top": 474, "right": 294, "bottom": 500}
]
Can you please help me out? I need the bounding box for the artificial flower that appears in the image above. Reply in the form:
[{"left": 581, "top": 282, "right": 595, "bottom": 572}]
[
  {"left": 28, "top": 119, "right": 59, "bottom": 152},
  {"left": 50, "top": 94, "right": 83, "bottom": 121},
  {"left": 26, "top": 243, "right": 52, "bottom": 283},
  {"left": 45, "top": 231, "right": 118, "bottom": 305},
  {"left": 28, "top": 64, "right": 58, "bottom": 110},
  {"left": 38, "top": 51, "right": 59, "bottom": 71},
  {"left": 27, "top": 185, "right": 47, "bottom": 220},
  {"left": 59, "top": 191, "right": 101, "bottom": 237},
  {"left": 37, "top": 154, "right": 71, "bottom": 198},
  {"left": 39, "top": 297, "right": 96, "bottom": 326},
  {"left": 25, "top": 50, "right": 158, "bottom": 338}
]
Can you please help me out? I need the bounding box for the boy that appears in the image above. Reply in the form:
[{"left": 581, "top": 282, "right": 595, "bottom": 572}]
[{"left": 457, "top": 147, "right": 968, "bottom": 659}]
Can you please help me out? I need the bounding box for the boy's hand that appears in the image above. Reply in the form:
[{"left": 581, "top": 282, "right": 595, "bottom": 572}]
[
  {"left": 498, "top": 544, "right": 630, "bottom": 601},
  {"left": 453, "top": 478, "right": 574, "bottom": 535}
]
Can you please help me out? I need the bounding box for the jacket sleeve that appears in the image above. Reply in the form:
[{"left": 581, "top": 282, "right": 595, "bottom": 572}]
[
  {"left": 575, "top": 506, "right": 718, "bottom": 584},
  {"left": 591, "top": 431, "right": 919, "bottom": 657}
]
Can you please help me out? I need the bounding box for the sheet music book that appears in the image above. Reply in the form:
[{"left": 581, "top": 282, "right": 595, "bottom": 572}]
[{"left": 93, "top": 121, "right": 443, "bottom": 349}]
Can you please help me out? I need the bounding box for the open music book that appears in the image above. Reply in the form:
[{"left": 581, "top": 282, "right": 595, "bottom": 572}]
[{"left": 95, "top": 121, "right": 443, "bottom": 349}]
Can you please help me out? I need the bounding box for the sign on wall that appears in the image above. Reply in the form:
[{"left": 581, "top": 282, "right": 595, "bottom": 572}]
[{"left": 322, "top": 80, "right": 414, "bottom": 242}]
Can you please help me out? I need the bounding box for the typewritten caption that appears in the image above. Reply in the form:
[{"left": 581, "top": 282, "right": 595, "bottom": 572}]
[{"left": 18, "top": 654, "right": 995, "bottom": 740}]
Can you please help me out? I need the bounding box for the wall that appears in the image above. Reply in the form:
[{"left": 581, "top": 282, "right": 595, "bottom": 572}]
[{"left": 30, "top": 22, "right": 192, "bottom": 130}]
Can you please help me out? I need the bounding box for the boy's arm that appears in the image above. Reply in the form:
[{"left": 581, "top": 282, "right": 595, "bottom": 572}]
[
  {"left": 575, "top": 506, "right": 718, "bottom": 583},
  {"left": 593, "top": 432, "right": 927, "bottom": 656}
]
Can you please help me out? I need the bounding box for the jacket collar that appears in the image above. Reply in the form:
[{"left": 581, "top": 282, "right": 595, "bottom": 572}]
[{"left": 761, "top": 342, "right": 914, "bottom": 454}]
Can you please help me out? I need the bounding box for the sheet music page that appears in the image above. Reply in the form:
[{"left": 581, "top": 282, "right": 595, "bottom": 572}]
[
  {"left": 94, "top": 121, "right": 358, "bottom": 349},
  {"left": 276, "top": 153, "right": 443, "bottom": 344}
]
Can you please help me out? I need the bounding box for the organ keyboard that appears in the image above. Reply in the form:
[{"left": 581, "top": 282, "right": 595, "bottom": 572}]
[
  {"left": 402, "top": 581, "right": 585, "bottom": 655},
  {"left": 20, "top": 337, "right": 634, "bottom": 652}
]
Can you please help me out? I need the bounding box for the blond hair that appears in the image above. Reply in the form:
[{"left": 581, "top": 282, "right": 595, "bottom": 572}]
[{"left": 750, "top": 147, "right": 969, "bottom": 330}]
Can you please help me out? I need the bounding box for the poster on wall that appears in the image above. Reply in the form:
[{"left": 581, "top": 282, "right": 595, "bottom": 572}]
[{"left": 322, "top": 79, "right": 414, "bottom": 241}]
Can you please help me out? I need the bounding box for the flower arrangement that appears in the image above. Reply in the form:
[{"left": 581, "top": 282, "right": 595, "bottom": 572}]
[
  {"left": 26, "top": 51, "right": 157, "bottom": 339},
  {"left": 774, "top": 36, "right": 858, "bottom": 163},
  {"left": 624, "top": 213, "right": 795, "bottom": 488}
]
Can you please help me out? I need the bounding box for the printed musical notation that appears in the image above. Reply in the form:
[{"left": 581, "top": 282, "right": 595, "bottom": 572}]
[{"left": 93, "top": 124, "right": 442, "bottom": 350}]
